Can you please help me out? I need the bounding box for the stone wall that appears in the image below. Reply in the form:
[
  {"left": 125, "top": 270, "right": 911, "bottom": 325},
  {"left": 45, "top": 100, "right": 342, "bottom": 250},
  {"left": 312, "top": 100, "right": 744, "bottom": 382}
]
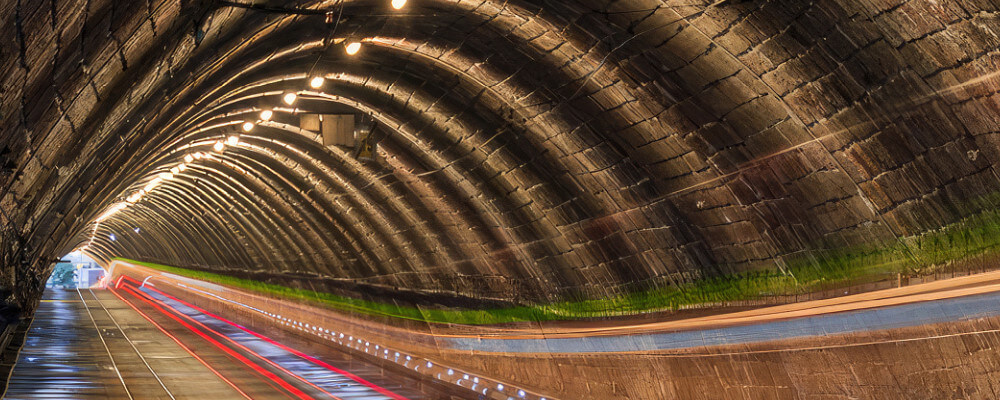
[{"left": 1, "top": 0, "right": 1000, "bottom": 307}]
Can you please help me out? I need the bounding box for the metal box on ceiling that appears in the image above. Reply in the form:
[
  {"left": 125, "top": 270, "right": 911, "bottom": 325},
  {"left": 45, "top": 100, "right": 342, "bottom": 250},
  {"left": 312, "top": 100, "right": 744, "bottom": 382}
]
[{"left": 300, "top": 114, "right": 356, "bottom": 148}]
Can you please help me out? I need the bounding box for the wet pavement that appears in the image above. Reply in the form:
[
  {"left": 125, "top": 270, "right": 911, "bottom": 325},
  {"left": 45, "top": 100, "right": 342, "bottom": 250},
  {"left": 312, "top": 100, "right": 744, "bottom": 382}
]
[
  {"left": 3, "top": 287, "right": 460, "bottom": 400},
  {"left": 5, "top": 288, "right": 129, "bottom": 399},
  {"left": 4, "top": 288, "right": 240, "bottom": 399}
]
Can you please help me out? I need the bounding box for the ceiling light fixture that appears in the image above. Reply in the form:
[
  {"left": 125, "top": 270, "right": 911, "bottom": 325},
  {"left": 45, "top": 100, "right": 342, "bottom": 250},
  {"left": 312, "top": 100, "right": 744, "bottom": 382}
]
[
  {"left": 283, "top": 92, "right": 297, "bottom": 105},
  {"left": 345, "top": 42, "right": 362, "bottom": 55},
  {"left": 391, "top": 0, "right": 406, "bottom": 10},
  {"left": 213, "top": 141, "right": 225, "bottom": 152},
  {"left": 145, "top": 177, "right": 163, "bottom": 191},
  {"left": 260, "top": 109, "right": 273, "bottom": 121},
  {"left": 96, "top": 203, "right": 128, "bottom": 222},
  {"left": 310, "top": 76, "right": 325, "bottom": 88},
  {"left": 242, "top": 122, "right": 254, "bottom": 131},
  {"left": 184, "top": 154, "right": 194, "bottom": 163},
  {"left": 227, "top": 135, "right": 240, "bottom": 146}
]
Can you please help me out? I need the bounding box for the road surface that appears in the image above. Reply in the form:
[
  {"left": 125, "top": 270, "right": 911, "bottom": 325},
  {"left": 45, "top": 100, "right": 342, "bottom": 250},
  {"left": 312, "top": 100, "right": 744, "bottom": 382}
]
[{"left": 4, "top": 286, "right": 459, "bottom": 399}]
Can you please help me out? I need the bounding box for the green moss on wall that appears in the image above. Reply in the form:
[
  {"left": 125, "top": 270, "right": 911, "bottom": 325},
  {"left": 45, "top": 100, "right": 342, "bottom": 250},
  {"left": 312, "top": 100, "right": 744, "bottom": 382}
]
[{"left": 110, "top": 203, "right": 1000, "bottom": 325}]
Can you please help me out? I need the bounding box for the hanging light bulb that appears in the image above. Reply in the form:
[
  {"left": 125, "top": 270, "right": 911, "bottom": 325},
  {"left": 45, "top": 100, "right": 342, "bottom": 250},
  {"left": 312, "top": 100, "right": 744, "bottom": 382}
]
[
  {"left": 242, "top": 122, "right": 254, "bottom": 131},
  {"left": 391, "top": 0, "right": 406, "bottom": 9},
  {"left": 283, "top": 92, "right": 297, "bottom": 105},
  {"left": 144, "top": 178, "right": 162, "bottom": 193},
  {"left": 310, "top": 76, "right": 325, "bottom": 88},
  {"left": 227, "top": 135, "right": 240, "bottom": 146},
  {"left": 184, "top": 154, "right": 194, "bottom": 163},
  {"left": 260, "top": 109, "right": 273, "bottom": 121},
  {"left": 213, "top": 141, "right": 225, "bottom": 152},
  {"left": 345, "top": 42, "right": 362, "bottom": 55},
  {"left": 95, "top": 203, "right": 128, "bottom": 223}
]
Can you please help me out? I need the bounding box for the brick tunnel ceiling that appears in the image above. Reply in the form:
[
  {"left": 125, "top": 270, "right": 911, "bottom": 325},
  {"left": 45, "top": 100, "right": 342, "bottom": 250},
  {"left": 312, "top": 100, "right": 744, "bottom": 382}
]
[{"left": 2, "top": 0, "right": 999, "bottom": 306}]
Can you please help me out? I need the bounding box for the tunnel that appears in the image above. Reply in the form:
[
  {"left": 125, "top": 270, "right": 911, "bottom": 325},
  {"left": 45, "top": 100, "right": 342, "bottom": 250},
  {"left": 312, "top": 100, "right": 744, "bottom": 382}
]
[{"left": 2, "top": 0, "right": 1000, "bottom": 398}]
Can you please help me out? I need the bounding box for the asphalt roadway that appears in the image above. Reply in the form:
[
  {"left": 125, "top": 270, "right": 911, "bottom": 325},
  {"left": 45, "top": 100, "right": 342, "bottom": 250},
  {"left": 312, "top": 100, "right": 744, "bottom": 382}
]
[
  {"left": 440, "top": 270, "right": 1000, "bottom": 353},
  {"left": 107, "top": 259, "right": 1000, "bottom": 356},
  {"left": 17, "top": 261, "right": 1000, "bottom": 398}
]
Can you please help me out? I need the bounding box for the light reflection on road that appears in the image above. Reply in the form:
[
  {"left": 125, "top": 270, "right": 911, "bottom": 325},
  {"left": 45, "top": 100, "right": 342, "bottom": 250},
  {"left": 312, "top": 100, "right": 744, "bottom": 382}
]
[{"left": 117, "top": 278, "right": 409, "bottom": 400}]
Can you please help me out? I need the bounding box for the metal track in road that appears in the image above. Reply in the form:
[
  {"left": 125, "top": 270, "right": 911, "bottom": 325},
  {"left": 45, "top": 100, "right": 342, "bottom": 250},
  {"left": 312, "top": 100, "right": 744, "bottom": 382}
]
[
  {"left": 76, "top": 288, "right": 134, "bottom": 400},
  {"left": 6, "top": 288, "right": 256, "bottom": 399},
  {"left": 83, "top": 288, "right": 176, "bottom": 399}
]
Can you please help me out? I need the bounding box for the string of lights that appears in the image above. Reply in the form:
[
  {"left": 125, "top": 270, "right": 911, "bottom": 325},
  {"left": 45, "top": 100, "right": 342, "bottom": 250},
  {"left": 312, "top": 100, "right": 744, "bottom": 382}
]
[{"left": 78, "top": 0, "right": 410, "bottom": 254}]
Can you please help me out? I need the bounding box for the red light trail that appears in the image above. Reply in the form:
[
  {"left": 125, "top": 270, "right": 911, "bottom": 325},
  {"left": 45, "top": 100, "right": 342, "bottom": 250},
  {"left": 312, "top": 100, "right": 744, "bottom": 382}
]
[
  {"left": 109, "top": 287, "right": 256, "bottom": 400},
  {"left": 119, "top": 284, "right": 311, "bottom": 399},
  {"left": 136, "top": 280, "right": 410, "bottom": 400},
  {"left": 122, "top": 282, "right": 343, "bottom": 400},
  {"left": 112, "top": 275, "right": 408, "bottom": 400}
]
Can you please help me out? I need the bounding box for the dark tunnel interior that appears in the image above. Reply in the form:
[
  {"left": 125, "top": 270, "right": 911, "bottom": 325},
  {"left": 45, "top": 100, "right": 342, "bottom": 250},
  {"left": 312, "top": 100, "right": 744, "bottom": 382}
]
[{"left": 3, "top": 0, "right": 1000, "bottom": 398}]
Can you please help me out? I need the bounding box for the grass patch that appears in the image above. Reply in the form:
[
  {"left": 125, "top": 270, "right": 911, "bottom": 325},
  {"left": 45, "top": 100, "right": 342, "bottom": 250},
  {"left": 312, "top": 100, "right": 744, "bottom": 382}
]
[
  {"left": 111, "top": 201, "right": 1000, "bottom": 325},
  {"left": 116, "top": 257, "right": 561, "bottom": 325}
]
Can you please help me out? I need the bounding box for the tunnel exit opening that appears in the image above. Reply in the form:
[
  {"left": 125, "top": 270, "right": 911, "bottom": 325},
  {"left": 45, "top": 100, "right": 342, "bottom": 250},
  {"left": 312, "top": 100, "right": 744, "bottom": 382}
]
[{"left": 50, "top": 251, "right": 106, "bottom": 290}]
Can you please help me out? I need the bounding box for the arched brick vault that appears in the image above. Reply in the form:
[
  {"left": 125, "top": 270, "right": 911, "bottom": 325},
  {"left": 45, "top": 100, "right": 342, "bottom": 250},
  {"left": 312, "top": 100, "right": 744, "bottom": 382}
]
[{"left": 2, "top": 0, "right": 1000, "bottom": 307}]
